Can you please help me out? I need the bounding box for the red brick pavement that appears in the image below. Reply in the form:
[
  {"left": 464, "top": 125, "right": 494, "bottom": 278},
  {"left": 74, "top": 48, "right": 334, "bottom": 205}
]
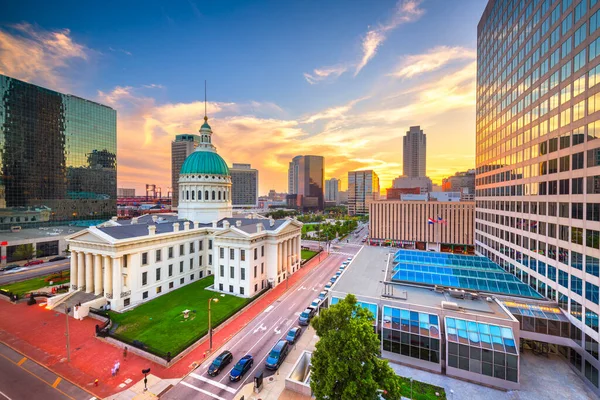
[{"left": 0, "top": 253, "right": 328, "bottom": 398}]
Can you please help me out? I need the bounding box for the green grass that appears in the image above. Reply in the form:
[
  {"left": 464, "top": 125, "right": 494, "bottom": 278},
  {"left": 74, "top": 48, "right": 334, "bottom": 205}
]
[
  {"left": 397, "top": 376, "right": 446, "bottom": 400},
  {"left": 0, "top": 272, "right": 70, "bottom": 296},
  {"left": 301, "top": 249, "right": 318, "bottom": 261},
  {"left": 108, "top": 275, "right": 250, "bottom": 355}
]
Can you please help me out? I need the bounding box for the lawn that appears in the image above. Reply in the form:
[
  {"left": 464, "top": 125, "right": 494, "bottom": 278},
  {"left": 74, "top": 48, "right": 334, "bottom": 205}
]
[
  {"left": 109, "top": 275, "right": 250, "bottom": 356},
  {"left": 0, "top": 272, "right": 70, "bottom": 296},
  {"left": 301, "top": 249, "right": 318, "bottom": 261},
  {"left": 397, "top": 376, "right": 446, "bottom": 400}
]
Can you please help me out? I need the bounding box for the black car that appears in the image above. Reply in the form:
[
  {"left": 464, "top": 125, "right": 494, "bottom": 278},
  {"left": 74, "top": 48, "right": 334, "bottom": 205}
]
[
  {"left": 49, "top": 256, "right": 67, "bottom": 262},
  {"left": 229, "top": 355, "right": 253, "bottom": 382},
  {"left": 207, "top": 350, "right": 233, "bottom": 376},
  {"left": 0, "top": 264, "right": 19, "bottom": 272}
]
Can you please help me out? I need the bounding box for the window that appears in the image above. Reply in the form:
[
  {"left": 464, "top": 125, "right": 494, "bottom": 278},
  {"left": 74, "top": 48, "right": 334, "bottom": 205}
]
[
  {"left": 587, "top": 229, "right": 600, "bottom": 249},
  {"left": 142, "top": 272, "right": 148, "bottom": 286},
  {"left": 230, "top": 248, "right": 235, "bottom": 260},
  {"left": 168, "top": 264, "right": 173, "bottom": 277},
  {"left": 168, "top": 247, "right": 174, "bottom": 259},
  {"left": 575, "top": 23, "right": 587, "bottom": 47},
  {"left": 587, "top": 256, "right": 600, "bottom": 277},
  {"left": 572, "top": 203, "right": 584, "bottom": 219},
  {"left": 169, "top": 282, "right": 174, "bottom": 289},
  {"left": 190, "top": 274, "right": 194, "bottom": 281},
  {"left": 588, "top": 203, "right": 600, "bottom": 221},
  {"left": 190, "top": 258, "right": 194, "bottom": 270},
  {"left": 560, "top": 155, "right": 570, "bottom": 172},
  {"left": 142, "top": 252, "right": 148, "bottom": 265},
  {"left": 241, "top": 268, "right": 246, "bottom": 280},
  {"left": 230, "top": 266, "right": 235, "bottom": 279},
  {"left": 220, "top": 265, "right": 224, "bottom": 277},
  {"left": 261, "top": 246, "right": 264, "bottom": 257},
  {"left": 240, "top": 287, "right": 245, "bottom": 295},
  {"left": 254, "top": 248, "right": 258, "bottom": 260},
  {"left": 156, "top": 286, "right": 162, "bottom": 294},
  {"left": 143, "top": 291, "right": 148, "bottom": 299},
  {"left": 573, "top": 177, "right": 584, "bottom": 194},
  {"left": 199, "top": 240, "right": 203, "bottom": 251},
  {"left": 209, "top": 254, "right": 213, "bottom": 265},
  {"left": 124, "top": 298, "right": 130, "bottom": 307},
  {"left": 573, "top": 152, "right": 584, "bottom": 169},
  {"left": 571, "top": 275, "right": 583, "bottom": 295},
  {"left": 559, "top": 270, "right": 569, "bottom": 289},
  {"left": 156, "top": 249, "right": 161, "bottom": 262},
  {"left": 180, "top": 261, "right": 184, "bottom": 273},
  {"left": 180, "top": 244, "right": 184, "bottom": 256},
  {"left": 156, "top": 268, "right": 161, "bottom": 281},
  {"left": 190, "top": 242, "right": 195, "bottom": 253},
  {"left": 123, "top": 255, "right": 128, "bottom": 268},
  {"left": 254, "top": 265, "right": 257, "bottom": 278},
  {"left": 589, "top": 148, "right": 600, "bottom": 167},
  {"left": 560, "top": 179, "right": 570, "bottom": 194},
  {"left": 209, "top": 240, "right": 213, "bottom": 250},
  {"left": 261, "top": 263, "right": 264, "bottom": 274},
  {"left": 241, "top": 250, "right": 246, "bottom": 261},
  {"left": 220, "top": 248, "right": 224, "bottom": 259},
  {"left": 219, "top": 283, "right": 223, "bottom": 291},
  {"left": 181, "top": 277, "right": 185, "bottom": 284},
  {"left": 587, "top": 282, "right": 600, "bottom": 304},
  {"left": 199, "top": 255, "right": 203, "bottom": 266}
]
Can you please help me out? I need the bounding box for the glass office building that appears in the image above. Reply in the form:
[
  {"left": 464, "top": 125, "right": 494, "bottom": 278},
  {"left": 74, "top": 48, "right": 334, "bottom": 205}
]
[
  {"left": 476, "top": 0, "right": 600, "bottom": 392},
  {"left": 287, "top": 155, "right": 324, "bottom": 211},
  {"left": 0, "top": 75, "right": 117, "bottom": 229}
]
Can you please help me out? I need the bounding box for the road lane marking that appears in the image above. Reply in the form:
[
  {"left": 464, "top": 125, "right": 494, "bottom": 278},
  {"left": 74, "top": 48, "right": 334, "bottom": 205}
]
[
  {"left": 0, "top": 390, "right": 13, "bottom": 400},
  {"left": 263, "top": 305, "right": 274, "bottom": 313},
  {"left": 288, "top": 302, "right": 296, "bottom": 310},
  {"left": 180, "top": 381, "right": 227, "bottom": 400},
  {"left": 189, "top": 373, "right": 236, "bottom": 394},
  {"left": 52, "top": 377, "right": 61, "bottom": 388},
  {"left": 17, "top": 357, "right": 26, "bottom": 366},
  {"left": 253, "top": 323, "right": 266, "bottom": 333}
]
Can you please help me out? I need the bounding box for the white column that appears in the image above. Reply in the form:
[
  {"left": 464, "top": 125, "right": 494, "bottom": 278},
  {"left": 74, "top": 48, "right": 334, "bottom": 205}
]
[
  {"left": 112, "top": 257, "right": 122, "bottom": 308},
  {"left": 94, "top": 254, "right": 102, "bottom": 295},
  {"left": 277, "top": 242, "right": 282, "bottom": 274},
  {"left": 85, "top": 253, "right": 93, "bottom": 293},
  {"left": 103, "top": 256, "right": 112, "bottom": 299},
  {"left": 77, "top": 252, "right": 85, "bottom": 291},
  {"left": 284, "top": 240, "right": 289, "bottom": 273},
  {"left": 70, "top": 250, "right": 78, "bottom": 291}
]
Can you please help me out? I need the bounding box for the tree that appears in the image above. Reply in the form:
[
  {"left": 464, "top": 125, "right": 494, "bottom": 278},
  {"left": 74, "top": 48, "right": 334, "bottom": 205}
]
[
  {"left": 12, "top": 244, "right": 41, "bottom": 261},
  {"left": 310, "top": 294, "right": 401, "bottom": 400}
]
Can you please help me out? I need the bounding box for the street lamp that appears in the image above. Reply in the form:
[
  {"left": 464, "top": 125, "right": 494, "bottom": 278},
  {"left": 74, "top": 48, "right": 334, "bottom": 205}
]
[
  {"left": 142, "top": 368, "right": 151, "bottom": 391},
  {"left": 208, "top": 297, "right": 219, "bottom": 352}
]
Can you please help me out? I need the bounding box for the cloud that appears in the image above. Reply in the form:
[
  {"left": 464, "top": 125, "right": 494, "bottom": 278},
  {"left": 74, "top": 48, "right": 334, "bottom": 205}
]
[
  {"left": 303, "top": 65, "right": 348, "bottom": 84},
  {"left": 302, "top": 97, "right": 368, "bottom": 123},
  {"left": 108, "top": 46, "right": 132, "bottom": 56},
  {"left": 390, "top": 46, "right": 476, "bottom": 78},
  {"left": 142, "top": 83, "right": 165, "bottom": 89},
  {"left": 354, "top": 0, "right": 425, "bottom": 76},
  {"left": 0, "top": 23, "right": 89, "bottom": 89}
]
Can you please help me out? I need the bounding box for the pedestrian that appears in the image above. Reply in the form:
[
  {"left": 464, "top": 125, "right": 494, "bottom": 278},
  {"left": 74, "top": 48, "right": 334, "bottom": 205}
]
[
  {"left": 111, "top": 367, "right": 115, "bottom": 377},
  {"left": 116, "top": 361, "right": 120, "bottom": 374},
  {"left": 123, "top": 346, "right": 128, "bottom": 360}
]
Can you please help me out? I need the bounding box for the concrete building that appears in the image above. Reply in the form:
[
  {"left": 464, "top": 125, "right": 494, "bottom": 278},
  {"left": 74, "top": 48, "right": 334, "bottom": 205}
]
[
  {"left": 338, "top": 190, "right": 348, "bottom": 205},
  {"left": 392, "top": 176, "right": 433, "bottom": 194},
  {"left": 477, "top": 0, "right": 600, "bottom": 394},
  {"left": 171, "top": 134, "right": 201, "bottom": 210},
  {"left": 403, "top": 126, "right": 427, "bottom": 178},
  {"left": 67, "top": 116, "right": 302, "bottom": 311},
  {"left": 325, "top": 178, "right": 340, "bottom": 203},
  {"left": 386, "top": 187, "right": 421, "bottom": 200},
  {"left": 230, "top": 163, "right": 258, "bottom": 208},
  {"left": 117, "top": 188, "right": 136, "bottom": 197},
  {"left": 348, "top": 170, "right": 380, "bottom": 216},
  {"left": 368, "top": 200, "right": 474, "bottom": 250},
  {"left": 287, "top": 155, "right": 324, "bottom": 211},
  {"left": 442, "top": 169, "right": 476, "bottom": 196}
]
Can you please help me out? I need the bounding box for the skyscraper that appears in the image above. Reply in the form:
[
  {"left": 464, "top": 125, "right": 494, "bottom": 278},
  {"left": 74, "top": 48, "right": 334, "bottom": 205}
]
[
  {"left": 347, "top": 170, "right": 379, "bottom": 216},
  {"left": 171, "top": 134, "right": 201, "bottom": 209},
  {"left": 287, "top": 155, "right": 324, "bottom": 210},
  {"left": 0, "top": 74, "right": 117, "bottom": 229},
  {"left": 477, "top": 0, "right": 600, "bottom": 393},
  {"left": 402, "top": 126, "right": 427, "bottom": 178},
  {"left": 230, "top": 163, "right": 258, "bottom": 207},
  {"left": 325, "top": 178, "right": 340, "bottom": 203}
]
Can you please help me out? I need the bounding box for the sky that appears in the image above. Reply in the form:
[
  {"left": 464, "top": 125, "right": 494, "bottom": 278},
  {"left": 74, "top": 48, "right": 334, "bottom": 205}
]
[{"left": 0, "top": 0, "right": 487, "bottom": 195}]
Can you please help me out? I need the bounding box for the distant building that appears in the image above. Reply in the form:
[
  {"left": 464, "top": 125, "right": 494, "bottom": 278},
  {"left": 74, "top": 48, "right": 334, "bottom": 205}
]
[
  {"left": 386, "top": 187, "right": 420, "bottom": 200},
  {"left": 431, "top": 183, "right": 442, "bottom": 192},
  {"left": 171, "top": 134, "right": 201, "bottom": 209},
  {"left": 403, "top": 126, "right": 426, "bottom": 178},
  {"left": 442, "top": 170, "right": 476, "bottom": 198},
  {"left": 348, "top": 170, "right": 379, "bottom": 216},
  {"left": 117, "top": 188, "right": 136, "bottom": 197},
  {"left": 230, "top": 163, "right": 258, "bottom": 207},
  {"left": 287, "top": 155, "right": 324, "bottom": 211},
  {"left": 392, "top": 176, "right": 432, "bottom": 194},
  {"left": 325, "top": 178, "right": 340, "bottom": 203},
  {"left": 338, "top": 190, "right": 348, "bottom": 204}
]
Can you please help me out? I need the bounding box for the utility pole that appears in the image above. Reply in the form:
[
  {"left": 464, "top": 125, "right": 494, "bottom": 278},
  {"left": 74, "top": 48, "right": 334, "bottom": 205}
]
[{"left": 65, "top": 304, "right": 71, "bottom": 362}]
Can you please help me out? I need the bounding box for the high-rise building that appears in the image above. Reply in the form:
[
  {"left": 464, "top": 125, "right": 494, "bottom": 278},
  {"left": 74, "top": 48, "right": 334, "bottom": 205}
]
[
  {"left": 392, "top": 175, "right": 433, "bottom": 194},
  {"left": 0, "top": 75, "right": 117, "bottom": 229},
  {"left": 442, "top": 169, "right": 476, "bottom": 195},
  {"left": 403, "top": 126, "right": 427, "bottom": 178},
  {"left": 347, "top": 170, "right": 379, "bottom": 216},
  {"left": 171, "top": 134, "right": 201, "bottom": 209},
  {"left": 287, "top": 155, "right": 324, "bottom": 210},
  {"left": 477, "top": 0, "right": 600, "bottom": 394},
  {"left": 230, "top": 163, "right": 258, "bottom": 207},
  {"left": 325, "top": 178, "right": 341, "bottom": 203}
]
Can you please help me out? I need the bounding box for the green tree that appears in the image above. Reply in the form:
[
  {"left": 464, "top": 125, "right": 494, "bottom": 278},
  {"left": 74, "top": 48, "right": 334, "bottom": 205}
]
[
  {"left": 12, "top": 244, "right": 41, "bottom": 261},
  {"left": 310, "top": 294, "right": 401, "bottom": 400}
]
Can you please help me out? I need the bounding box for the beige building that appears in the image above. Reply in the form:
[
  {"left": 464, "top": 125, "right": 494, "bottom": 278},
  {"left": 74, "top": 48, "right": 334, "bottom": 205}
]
[
  {"left": 368, "top": 200, "right": 474, "bottom": 248},
  {"left": 348, "top": 170, "right": 379, "bottom": 216}
]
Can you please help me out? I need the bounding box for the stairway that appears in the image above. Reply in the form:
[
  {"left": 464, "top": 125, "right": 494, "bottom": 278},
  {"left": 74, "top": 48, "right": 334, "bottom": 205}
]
[{"left": 57, "top": 291, "right": 103, "bottom": 314}]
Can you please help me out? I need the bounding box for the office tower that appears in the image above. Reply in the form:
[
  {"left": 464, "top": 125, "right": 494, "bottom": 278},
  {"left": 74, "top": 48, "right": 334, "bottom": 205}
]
[
  {"left": 287, "top": 155, "right": 324, "bottom": 210},
  {"left": 392, "top": 175, "right": 433, "bottom": 194},
  {"left": 403, "top": 126, "right": 427, "bottom": 177},
  {"left": 171, "top": 134, "right": 201, "bottom": 208},
  {"left": 442, "top": 169, "right": 477, "bottom": 200},
  {"left": 325, "top": 178, "right": 341, "bottom": 203},
  {"left": 0, "top": 75, "right": 117, "bottom": 229},
  {"left": 477, "top": 0, "right": 600, "bottom": 393},
  {"left": 347, "top": 170, "right": 379, "bottom": 215},
  {"left": 230, "top": 163, "right": 259, "bottom": 207}
]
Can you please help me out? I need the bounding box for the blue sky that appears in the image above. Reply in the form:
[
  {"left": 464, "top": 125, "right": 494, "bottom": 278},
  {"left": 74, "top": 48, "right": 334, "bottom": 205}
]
[{"left": 1, "top": 0, "right": 487, "bottom": 194}]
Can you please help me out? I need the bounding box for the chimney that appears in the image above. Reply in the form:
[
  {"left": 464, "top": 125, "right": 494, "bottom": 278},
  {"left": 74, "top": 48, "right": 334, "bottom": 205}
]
[
  {"left": 236, "top": 220, "right": 242, "bottom": 227},
  {"left": 152, "top": 215, "right": 158, "bottom": 223},
  {"left": 257, "top": 223, "right": 264, "bottom": 233},
  {"left": 131, "top": 217, "right": 139, "bottom": 225},
  {"left": 223, "top": 220, "right": 230, "bottom": 229},
  {"left": 173, "top": 223, "right": 180, "bottom": 232},
  {"left": 269, "top": 218, "right": 275, "bottom": 227},
  {"left": 148, "top": 225, "right": 156, "bottom": 236},
  {"left": 183, "top": 221, "right": 190, "bottom": 231}
]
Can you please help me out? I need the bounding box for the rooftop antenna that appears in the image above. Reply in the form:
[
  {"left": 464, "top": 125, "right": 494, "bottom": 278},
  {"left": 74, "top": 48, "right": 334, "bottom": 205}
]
[{"left": 204, "top": 80, "right": 207, "bottom": 121}]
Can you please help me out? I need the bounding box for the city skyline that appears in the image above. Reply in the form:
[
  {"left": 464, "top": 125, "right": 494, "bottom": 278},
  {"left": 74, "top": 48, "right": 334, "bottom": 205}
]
[{"left": 0, "top": 0, "right": 485, "bottom": 195}]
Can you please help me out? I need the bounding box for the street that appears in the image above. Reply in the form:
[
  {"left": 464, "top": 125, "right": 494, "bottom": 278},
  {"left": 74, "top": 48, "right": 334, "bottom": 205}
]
[
  {"left": 0, "top": 260, "right": 70, "bottom": 286},
  {"left": 163, "top": 240, "right": 363, "bottom": 400}
]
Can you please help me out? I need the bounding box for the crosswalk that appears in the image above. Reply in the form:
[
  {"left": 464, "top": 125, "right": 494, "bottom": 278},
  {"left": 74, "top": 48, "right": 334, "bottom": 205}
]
[{"left": 329, "top": 250, "right": 357, "bottom": 257}]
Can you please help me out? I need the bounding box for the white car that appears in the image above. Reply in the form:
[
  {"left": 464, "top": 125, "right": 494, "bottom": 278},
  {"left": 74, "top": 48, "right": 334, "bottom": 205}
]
[{"left": 310, "top": 298, "right": 321, "bottom": 309}]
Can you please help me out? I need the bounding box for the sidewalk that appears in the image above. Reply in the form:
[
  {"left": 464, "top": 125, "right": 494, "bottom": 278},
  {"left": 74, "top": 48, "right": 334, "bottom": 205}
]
[{"left": 0, "top": 253, "right": 328, "bottom": 399}]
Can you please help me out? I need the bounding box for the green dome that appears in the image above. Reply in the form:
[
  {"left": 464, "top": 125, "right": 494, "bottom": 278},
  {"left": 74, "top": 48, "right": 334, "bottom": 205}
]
[{"left": 180, "top": 151, "right": 230, "bottom": 176}]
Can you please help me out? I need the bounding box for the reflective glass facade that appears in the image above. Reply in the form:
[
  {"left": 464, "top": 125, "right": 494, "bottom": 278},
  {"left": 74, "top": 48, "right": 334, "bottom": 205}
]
[
  {"left": 287, "top": 155, "right": 324, "bottom": 210},
  {"left": 0, "top": 75, "right": 117, "bottom": 229},
  {"left": 348, "top": 170, "right": 380, "bottom": 216},
  {"left": 331, "top": 297, "right": 378, "bottom": 326}
]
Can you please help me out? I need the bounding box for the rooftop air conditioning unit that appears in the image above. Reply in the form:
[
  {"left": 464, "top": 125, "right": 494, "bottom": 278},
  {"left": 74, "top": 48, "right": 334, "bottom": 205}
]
[
  {"left": 448, "top": 289, "right": 465, "bottom": 299},
  {"left": 441, "top": 301, "right": 461, "bottom": 311}
]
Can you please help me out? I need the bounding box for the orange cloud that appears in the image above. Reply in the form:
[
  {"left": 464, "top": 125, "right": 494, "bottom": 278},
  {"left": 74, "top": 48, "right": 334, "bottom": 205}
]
[{"left": 390, "top": 46, "right": 476, "bottom": 78}]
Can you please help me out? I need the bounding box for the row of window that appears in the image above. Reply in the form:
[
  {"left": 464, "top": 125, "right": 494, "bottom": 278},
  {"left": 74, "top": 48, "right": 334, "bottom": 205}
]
[
  {"left": 141, "top": 259, "right": 204, "bottom": 286},
  {"left": 141, "top": 240, "right": 213, "bottom": 265},
  {"left": 219, "top": 263, "right": 265, "bottom": 281},
  {"left": 219, "top": 246, "right": 264, "bottom": 261},
  {"left": 181, "top": 188, "right": 229, "bottom": 202},
  {"left": 141, "top": 272, "right": 204, "bottom": 298}
]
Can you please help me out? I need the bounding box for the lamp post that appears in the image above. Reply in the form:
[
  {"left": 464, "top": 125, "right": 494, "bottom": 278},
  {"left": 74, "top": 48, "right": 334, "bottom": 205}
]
[
  {"left": 208, "top": 297, "right": 219, "bottom": 352},
  {"left": 65, "top": 304, "right": 71, "bottom": 362},
  {"left": 142, "top": 368, "right": 151, "bottom": 391}
]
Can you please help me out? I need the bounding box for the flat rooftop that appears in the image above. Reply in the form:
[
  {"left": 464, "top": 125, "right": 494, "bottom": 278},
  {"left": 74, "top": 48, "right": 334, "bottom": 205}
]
[{"left": 1, "top": 226, "right": 86, "bottom": 242}]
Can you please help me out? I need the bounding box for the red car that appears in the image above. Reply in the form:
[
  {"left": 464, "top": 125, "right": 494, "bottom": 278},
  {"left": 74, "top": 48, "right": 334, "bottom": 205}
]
[{"left": 24, "top": 259, "right": 44, "bottom": 266}]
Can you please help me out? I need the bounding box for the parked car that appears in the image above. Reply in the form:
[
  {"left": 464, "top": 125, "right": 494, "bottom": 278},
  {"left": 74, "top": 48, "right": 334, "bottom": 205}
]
[
  {"left": 0, "top": 264, "right": 19, "bottom": 272},
  {"left": 335, "top": 271, "right": 342, "bottom": 277},
  {"left": 285, "top": 326, "right": 302, "bottom": 344},
  {"left": 339, "top": 265, "right": 346, "bottom": 270},
  {"left": 265, "top": 339, "right": 290, "bottom": 370},
  {"left": 310, "top": 298, "right": 321, "bottom": 309},
  {"left": 318, "top": 291, "right": 327, "bottom": 301},
  {"left": 24, "top": 260, "right": 44, "bottom": 266},
  {"left": 299, "top": 307, "right": 316, "bottom": 326},
  {"left": 347, "top": 257, "right": 352, "bottom": 261},
  {"left": 229, "top": 355, "right": 254, "bottom": 381},
  {"left": 330, "top": 276, "right": 337, "bottom": 284},
  {"left": 324, "top": 282, "right": 332, "bottom": 291},
  {"left": 207, "top": 350, "right": 233, "bottom": 376},
  {"left": 49, "top": 256, "right": 67, "bottom": 262}
]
